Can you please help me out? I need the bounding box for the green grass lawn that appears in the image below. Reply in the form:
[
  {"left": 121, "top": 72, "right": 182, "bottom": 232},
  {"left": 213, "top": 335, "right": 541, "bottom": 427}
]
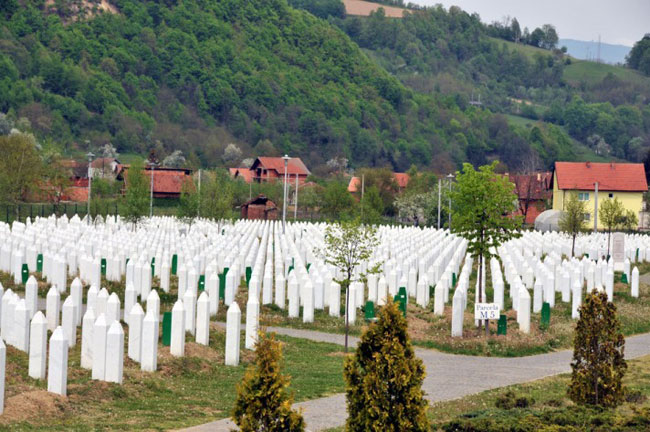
[
  {"left": 488, "top": 37, "right": 550, "bottom": 60},
  {"left": 564, "top": 59, "right": 650, "bottom": 87},
  {"left": 0, "top": 327, "right": 346, "bottom": 430}
]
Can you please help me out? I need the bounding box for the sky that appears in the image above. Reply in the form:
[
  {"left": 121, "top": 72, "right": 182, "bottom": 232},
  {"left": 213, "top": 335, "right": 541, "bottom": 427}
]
[{"left": 409, "top": 0, "right": 649, "bottom": 47}]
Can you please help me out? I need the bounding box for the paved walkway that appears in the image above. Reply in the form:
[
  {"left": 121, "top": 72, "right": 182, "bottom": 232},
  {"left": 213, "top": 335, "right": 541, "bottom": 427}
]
[{"left": 180, "top": 327, "right": 650, "bottom": 432}]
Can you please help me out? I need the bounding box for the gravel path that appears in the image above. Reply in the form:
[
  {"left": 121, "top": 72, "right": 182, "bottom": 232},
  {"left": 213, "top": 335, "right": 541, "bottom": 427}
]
[{"left": 179, "top": 327, "right": 650, "bottom": 432}]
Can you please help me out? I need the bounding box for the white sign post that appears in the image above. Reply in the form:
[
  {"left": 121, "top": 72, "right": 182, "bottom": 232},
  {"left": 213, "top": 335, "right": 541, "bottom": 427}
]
[
  {"left": 612, "top": 232, "right": 625, "bottom": 270},
  {"left": 474, "top": 303, "right": 500, "bottom": 320}
]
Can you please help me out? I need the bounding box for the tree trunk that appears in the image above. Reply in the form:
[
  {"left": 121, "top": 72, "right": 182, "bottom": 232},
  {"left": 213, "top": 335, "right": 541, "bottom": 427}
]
[
  {"left": 572, "top": 234, "right": 576, "bottom": 258},
  {"left": 344, "top": 281, "right": 350, "bottom": 353},
  {"left": 607, "top": 230, "right": 611, "bottom": 258}
]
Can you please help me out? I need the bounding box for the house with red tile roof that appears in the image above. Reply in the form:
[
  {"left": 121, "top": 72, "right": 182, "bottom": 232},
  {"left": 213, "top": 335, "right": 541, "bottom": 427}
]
[
  {"left": 249, "top": 157, "right": 310, "bottom": 184},
  {"left": 347, "top": 172, "right": 410, "bottom": 193},
  {"left": 123, "top": 166, "right": 193, "bottom": 199},
  {"left": 552, "top": 161, "right": 647, "bottom": 230},
  {"left": 507, "top": 172, "right": 552, "bottom": 225},
  {"left": 229, "top": 167, "right": 254, "bottom": 184}
]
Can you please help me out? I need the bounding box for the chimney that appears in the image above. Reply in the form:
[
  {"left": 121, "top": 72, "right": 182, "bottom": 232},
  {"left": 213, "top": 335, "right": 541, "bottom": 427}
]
[
  {"left": 586, "top": 161, "right": 591, "bottom": 168},
  {"left": 537, "top": 173, "right": 541, "bottom": 181}
]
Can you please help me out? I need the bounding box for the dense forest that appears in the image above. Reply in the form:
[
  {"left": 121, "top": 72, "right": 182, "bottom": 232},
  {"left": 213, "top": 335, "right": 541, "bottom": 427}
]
[{"left": 1, "top": 0, "right": 649, "bottom": 173}]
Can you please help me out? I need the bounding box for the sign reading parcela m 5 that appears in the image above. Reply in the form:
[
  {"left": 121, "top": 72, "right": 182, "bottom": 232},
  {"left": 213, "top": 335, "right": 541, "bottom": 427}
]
[{"left": 474, "top": 303, "right": 500, "bottom": 320}]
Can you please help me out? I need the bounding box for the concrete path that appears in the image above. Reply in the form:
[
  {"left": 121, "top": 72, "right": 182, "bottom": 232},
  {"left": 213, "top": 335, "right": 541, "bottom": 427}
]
[{"left": 180, "top": 328, "right": 650, "bottom": 432}]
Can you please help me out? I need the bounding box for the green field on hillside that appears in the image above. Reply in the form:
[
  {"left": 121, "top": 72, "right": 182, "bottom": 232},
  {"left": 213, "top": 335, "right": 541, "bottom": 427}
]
[
  {"left": 488, "top": 37, "right": 551, "bottom": 59},
  {"left": 564, "top": 60, "right": 650, "bottom": 86}
]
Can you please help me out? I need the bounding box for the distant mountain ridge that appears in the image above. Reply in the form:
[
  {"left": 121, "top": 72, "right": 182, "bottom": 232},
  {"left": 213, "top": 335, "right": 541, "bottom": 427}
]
[{"left": 559, "top": 38, "right": 631, "bottom": 64}]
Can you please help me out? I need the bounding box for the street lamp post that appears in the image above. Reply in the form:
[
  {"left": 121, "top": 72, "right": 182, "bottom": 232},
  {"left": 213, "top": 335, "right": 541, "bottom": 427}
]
[
  {"left": 86, "top": 152, "right": 94, "bottom": 225},
  {"left": 447, "top": 173, "right": 454, "bottom": 230},
  {"left": 282, "top": 155, "right": 290, "bottom": 234},
  {"left": 148, "top": 160, "right": 159, "bottom": 218},
  {"left": 437, "top": 177, "right": 441, "bottom": 229}
]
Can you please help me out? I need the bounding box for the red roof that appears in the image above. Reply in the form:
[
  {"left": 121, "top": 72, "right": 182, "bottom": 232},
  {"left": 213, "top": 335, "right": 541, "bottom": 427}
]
[
  {"left": 251, "top": 157, "right": 310, "bottom": 176},
  {"left": 554, "top": 162, "right": 647, "bottom": 192},
  {"left": 508, "top": 172, "right": 552, "bottom": 200},
  {"left": 229, "top": 167, "right": 254, "bottom": 183},
  {"left": 144, "top": 169, "right": 192, "bottom": 194},
  {"left": 348, "top": 172, "right": 409, "bottom": 193}
]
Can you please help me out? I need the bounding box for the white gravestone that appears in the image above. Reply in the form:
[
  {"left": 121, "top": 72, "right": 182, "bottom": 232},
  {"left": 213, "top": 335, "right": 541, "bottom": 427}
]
[
  {"left": 245, "top": 294, "right": 259, "bottom": 350},
  {"left": 91, "top": 314, "right": 109, "bottom": 380},
  {"left": 141, "top": 309, "right": 159, "bottom": 372},
  {"left": 105, "top": 321, "right": 124, "bottom": 384},
  {"left": 196, "top": 292, "right": 210, "bottom": 346},
  {"left": 61, "top": 297, "right": 76, "bottom": 348},
  {"left": 47, "top": 327, "right": 68, "bottom": 396},
  {"left": 170, "top": 300, "right": 185, "bottom": 357},
  {"left": 128, "top": 303, "right": 144, "bottom": 363},
  {"left": 225, "top": 302, "right": 241, "bottom": 366},
  {"left": 29, "top": 311, "right": 47, "bottom": 379},
  {"left": 81, "top": 308, "right": 95, "bottom": 370},
  {"left": 46, "top": 286, "right": 60, "bottom": 332}
]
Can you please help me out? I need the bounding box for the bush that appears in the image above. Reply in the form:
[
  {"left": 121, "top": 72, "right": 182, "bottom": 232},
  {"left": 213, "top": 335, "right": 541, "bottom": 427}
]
[
  {"left": 344, "top": 300, "right": 428, "bottom": 431},
  {"left": 568, "top": 289, "right": 627, "bottom": 408},
  {"left": 232, "top": 332, "right": 304, "bottom": 432},
  {"left": 495, "top": 390, "right": 534, "bottom": 410}
]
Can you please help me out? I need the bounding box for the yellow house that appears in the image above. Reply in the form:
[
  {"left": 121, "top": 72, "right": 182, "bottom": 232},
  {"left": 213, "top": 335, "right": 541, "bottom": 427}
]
[{"left": 552, "top": 162, "right": 647, "bottom": 230}]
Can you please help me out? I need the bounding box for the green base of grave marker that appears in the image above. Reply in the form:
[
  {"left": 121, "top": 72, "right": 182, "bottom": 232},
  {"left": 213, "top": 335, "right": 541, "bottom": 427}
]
[
  {"left": 246, "top": 267, "right": 252, "bottom": 286},
  {"left": 171, "top": 254, "right": 178, "bottom": 275},
  {"left": 452, "top": 272, "right": 457, "bottom": 288},
  {"left": 621, "top": 273, "right": 628, "bottom": 284},
  {"left": 101, "top": 258, "right": 107, "bottom": 276},
  {"left": 36, "top": 254, "right": 43, "bottom": 272},
  {"left": 162, "top": 312, "right": 172, "bottom": 346},
  {"left": 198, "top": 274, "right": 205, "bottom": 292},
  {"left": 21, "top": 263, "right": 29, "bottom": 284},
  {"left": 364, "top": 301, "right": 375, "bottom": 321},
  {"left": 540, "top": 302, "right": 551, "bottom": 330},
  {"left": 497, "top": 314, "right": 507, "bottom": 335},
  {"left": 151, "top": 257, "right": 155, "bottom": 277}
]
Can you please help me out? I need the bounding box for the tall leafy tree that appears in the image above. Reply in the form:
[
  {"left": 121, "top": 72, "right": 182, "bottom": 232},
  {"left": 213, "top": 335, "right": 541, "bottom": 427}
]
[
  {"left": 200, "top": 169, "right": 235, "bottom": 220},
  {"left": 568, "top": 290, "right": 626, "bottom": 407},
  {"left": 319, "top": 218, "right": 380, "bottom": 351},
  {"left": 559, "top": 194, "right": 587, "bottom": 257},
  {"left": 599, "top": 197, "right": 625, "bottom": 257},
  {"left": 122, "top": 159, "right": 149, "bottom": 225},
  {"left": 450, "top": 161, "right": 521, "bottom": 335},
  {"left": 232, "top": 332, "right": 305, "bottom": 432},
  {"left": 0, "top": 134, "right": 43, "bottom": 205},
  {"left": 345, "top": 300, "right": 428, "bottom": 431}
]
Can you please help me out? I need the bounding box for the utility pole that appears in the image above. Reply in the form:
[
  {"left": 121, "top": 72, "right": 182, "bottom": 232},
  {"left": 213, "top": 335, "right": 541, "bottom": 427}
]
[
  {"left": 437, "top": 178, "right": 441, "bottom": 229},
  {"left": 594, "top": 181, "right": 599, "bottom": 232},
  {"left": 282, "top": 155, "right": 290, "bottom": 234},
  {"left": 294, "top": 173, "right": 298, "bottom": 220},
  {"left": 447, "top": 173, "right": 454, "bottom": 229},
  {"left": 86, "top": 152, "right": 94, "bottom": 224},
  {"left": 197, "top": 168, "right": 202, "bottom": 218}
]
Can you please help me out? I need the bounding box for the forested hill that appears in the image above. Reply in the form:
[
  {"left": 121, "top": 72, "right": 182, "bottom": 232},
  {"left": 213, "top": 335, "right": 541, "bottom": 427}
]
[
  {"left": 0, "top": 0, "right": 644, "bottom": 173},
  {"left": 294, "top": 0, "right": 650, "bottom": 167}
]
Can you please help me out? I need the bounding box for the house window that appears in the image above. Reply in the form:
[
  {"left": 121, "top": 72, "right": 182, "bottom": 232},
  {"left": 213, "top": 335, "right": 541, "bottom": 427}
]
[
  {"left": 608, "top": 193, "right": 614, "bottom": 198},
  {"left": 583, "top": 213, "right": 591, "bottom": 221},
  {"left": 578, "top": 192, "right": 589, "bottom": 201}
]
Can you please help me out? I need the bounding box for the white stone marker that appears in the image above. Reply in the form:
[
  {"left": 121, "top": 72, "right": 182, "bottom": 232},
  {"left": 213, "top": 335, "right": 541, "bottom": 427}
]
[
  {"left": 288, "top": 277, "right": 299, "bottom": 318},
  {"left": 29, "top": 311, "right": 47, "bottom": 379},
  {"left": 14, "top": 299, "right": 30, "bottom": 352},
  {"left": 105, "top": 321, "right": 124, "bottom": 384},
  {"left": 347, "top": 285, "right": 357, "bottom": 325},
  {"left": 92, "top": 314, "right": 109, "bottom": 380},
  {"left": 81, "top": 308, "right": 95, "bottom": 370},
  {"left": 517, "top": 288, "right": 531, "bottom": 334},
  {"left": 303, "top": 281, "right": 314, "bottom": 323},
  {"left": 605, "top": 268, "right": 614, "bottom": 301},
  {"left": 572, "top": 279, "right": 582, "bottom": 319},
  {"left": 196, "top": 292, "right": 210, "bottom": 346},
  {"left": 161, "top": 261, "right": 171, "bottom": 293},
  {"left": 170, "top": 300, "right": 185, "bottom": 357},
  {"left": 128, "top": 303, "right": 144, "bottom": 363},
  {"left": 87, "top": 284, "right": 99, "bottom": 312},
  {"left": 533, "top": 279, "right": 543, "bottom": 313},
  {"left": 183, "top": 289, "right": 197, "bottom": 336},
  {"left": 631, "top": 267, "right": 639, "bottom": 298},
  {"left": 146, "top": 290, "right": 160, "bottom": 319},
  {"left": 0, "top": 339, "right": 4, "bottom": 414},
  {"left": 70, "top": 277, "right": 83, "bottom": 325},
  {"left": 245, "top": 294, "right": 259, "bottom": 350},
  {"left": 46, "top": 286, "right": 61, "bottom": 331},
  {"left": 47, "top": 327, "right": 68, "bottom": 396},
  {"left": 377, "top": 276, "right": 387, "bottom": 306},
  {"left": 208, "top": 273, "right": 219, "bottom": 316},
  {"left": 61, "top": 297, "right": 76, "bottom": 347},
  {"left": 451, "top": 288, "right": 463, "bottom": 337},
  {"left": 225, "top": 302, "right": 241, "bottom": 366},
  {"left": 141, "top": 309, "right": 159, "bottom": 372},
  {"left": 96, "top": 288, "right": 109, "bottom": 317},
  {"left": 275, "top": 274, "right": 286, "bottom": 309},
  {"left": 25, "top": 275, "right": 38, "bottom": 319},
  {"left": 329, "top": 282, "right": 341, "bottom": 317},
  {"left": 434, "top": 284, "right": 444, "bottom": 315},
  {"left": 107, "top": 293, "right": 121, "bottom": 324},
  {"left": 494, "top": 279, "right": 504, "bottom": 311},
  {"left": 123, "top": 283, "right": 135, "bottom": 322}
]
